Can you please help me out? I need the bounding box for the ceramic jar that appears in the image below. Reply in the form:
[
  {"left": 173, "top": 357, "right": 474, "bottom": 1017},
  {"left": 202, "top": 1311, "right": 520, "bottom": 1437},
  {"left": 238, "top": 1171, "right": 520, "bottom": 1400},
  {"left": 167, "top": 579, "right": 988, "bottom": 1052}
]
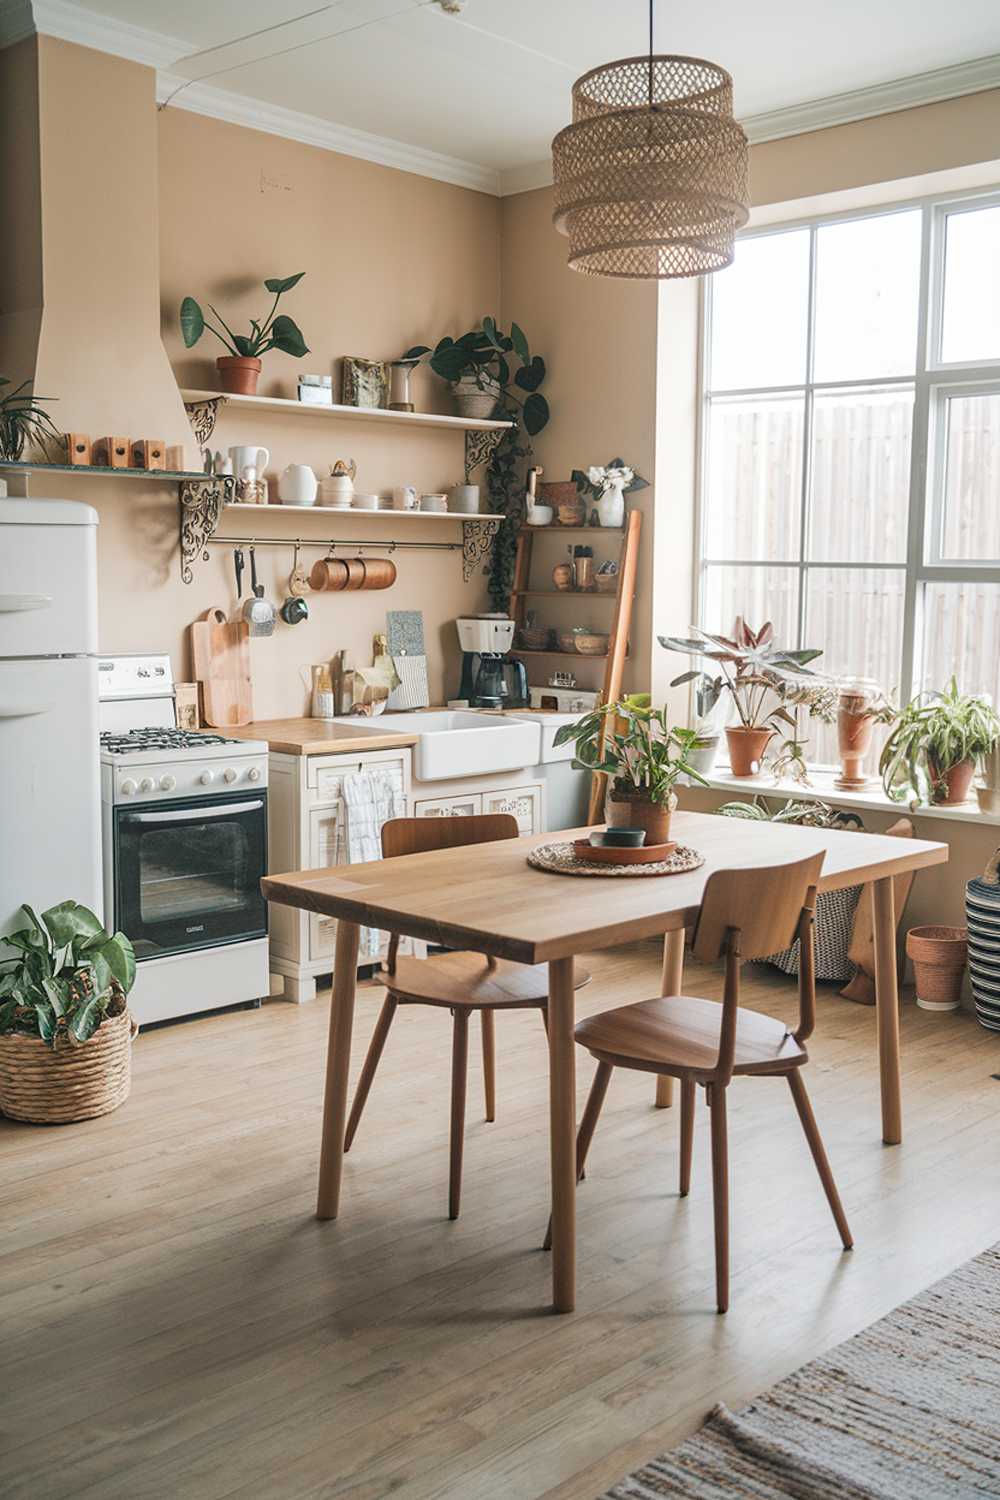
[
  {"left": 596, "top": 478, "right": 626, "bottom": 528},
  {"left": 278, "top": 464, "right": 318, "bottom": 505}
]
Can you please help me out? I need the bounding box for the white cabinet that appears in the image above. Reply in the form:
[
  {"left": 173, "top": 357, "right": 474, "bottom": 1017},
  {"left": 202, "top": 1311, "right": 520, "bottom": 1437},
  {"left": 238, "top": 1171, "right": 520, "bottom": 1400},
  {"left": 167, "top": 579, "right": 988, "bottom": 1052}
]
[
  {"left": 414, "top": 792, "right": 483, "bottom": 819},
  {"left": 483, "top": 785, "right": 541, "bottom": 834}
]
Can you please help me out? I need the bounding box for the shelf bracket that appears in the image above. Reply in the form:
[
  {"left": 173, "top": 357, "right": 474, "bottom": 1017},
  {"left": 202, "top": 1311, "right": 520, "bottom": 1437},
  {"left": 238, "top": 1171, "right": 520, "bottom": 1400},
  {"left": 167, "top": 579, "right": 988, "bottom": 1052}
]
[
  {"left": 464, "top": 427, "right": 506, "bottom": 478},
  {"left": 179, "top": 475, "right": 235, "bottom": 583},
  {"left": 184, "top": 396, "right": 228, "bottom": 448},
  {"left": 462, "top": 517, "right": 500, "bottom": 583}
]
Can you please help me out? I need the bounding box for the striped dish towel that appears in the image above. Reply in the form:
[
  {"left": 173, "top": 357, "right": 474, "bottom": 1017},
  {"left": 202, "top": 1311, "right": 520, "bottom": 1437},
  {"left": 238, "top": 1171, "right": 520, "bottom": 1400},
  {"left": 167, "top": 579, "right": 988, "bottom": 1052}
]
[{"left": 342, "top": 769, "right": 405, "bottom": 958}]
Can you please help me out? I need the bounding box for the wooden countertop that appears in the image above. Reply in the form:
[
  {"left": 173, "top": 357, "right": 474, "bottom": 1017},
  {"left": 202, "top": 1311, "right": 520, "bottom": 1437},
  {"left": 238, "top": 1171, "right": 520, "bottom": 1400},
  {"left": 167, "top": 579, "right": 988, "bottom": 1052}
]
[{"left": 224, "top": 718, "right": 420, "bottom": 755}]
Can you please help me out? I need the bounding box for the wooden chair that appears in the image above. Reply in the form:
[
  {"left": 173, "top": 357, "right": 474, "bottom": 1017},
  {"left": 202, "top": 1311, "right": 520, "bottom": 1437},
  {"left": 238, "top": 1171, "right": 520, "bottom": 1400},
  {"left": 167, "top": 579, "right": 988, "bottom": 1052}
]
[
  {"left": 344, "top": 813, "right": 590, "bottom": 1219},
  {"left": 560, "top": 853, "right": 852, "bottom": 1312}
]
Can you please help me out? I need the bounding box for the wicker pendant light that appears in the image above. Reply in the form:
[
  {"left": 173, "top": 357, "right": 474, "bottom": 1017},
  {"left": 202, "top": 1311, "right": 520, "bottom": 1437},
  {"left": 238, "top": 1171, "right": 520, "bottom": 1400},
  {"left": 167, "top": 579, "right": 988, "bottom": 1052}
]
[{"left": 552, "top": 2, "right": 749, "bottom": 279}]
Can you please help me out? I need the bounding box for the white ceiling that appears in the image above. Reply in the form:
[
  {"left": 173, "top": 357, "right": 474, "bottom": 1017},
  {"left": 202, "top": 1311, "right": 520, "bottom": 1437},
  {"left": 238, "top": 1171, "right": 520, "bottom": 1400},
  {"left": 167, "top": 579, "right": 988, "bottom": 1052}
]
[{"left": 9, "top": 0, "right": 1000, "bottom": 192}]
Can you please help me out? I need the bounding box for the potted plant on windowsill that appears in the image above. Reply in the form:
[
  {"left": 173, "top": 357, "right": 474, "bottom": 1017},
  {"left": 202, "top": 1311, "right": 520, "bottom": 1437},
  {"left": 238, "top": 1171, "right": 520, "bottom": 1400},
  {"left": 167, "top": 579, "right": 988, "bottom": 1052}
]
[
  {"left": 0, "top": 901, "right": 137, "bottom": 1124},
  {"left": 180, "top": 273, "right": 309, "bottom": 395},
  {"left": 553, "top": 694, "right": 708, "bottom": 845},
  {"left": 879, "top": 677, "right": 1000, "bottom": 806},
  {"left": 660, "top": 619, "right": 824, "bottom": 778}
]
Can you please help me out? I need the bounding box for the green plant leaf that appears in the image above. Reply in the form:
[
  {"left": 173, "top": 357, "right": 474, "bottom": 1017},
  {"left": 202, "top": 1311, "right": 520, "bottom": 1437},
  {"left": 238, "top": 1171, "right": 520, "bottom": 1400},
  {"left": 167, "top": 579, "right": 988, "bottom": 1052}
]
[
  {"left": 482, "top": 315, "right": 498, "bottom": 343},
  {"left": 522, "top": 392, "right": 549, "bottom": 436},
  {"left": 232, "top": 334, "right": 254, "bottom": 356},
  {"left": 263, "top": 272, "right": 306, "bottom": 294},
  {"left": 0, "top": 997, "right": 18, "bottom": 1033},
  {"left": 514, "top": 356, "right": 545, "bottom": 393},
  {"left": 34, "top": 1000, "right": 55, "bottom": 1045},
  {"left": 90, "top": 933, "right": 136, "bottom": 994},
  {"left": 42, "top": 901, "right": 105, "bottom": 949},
  {"left": 494, "top": 354, "right": 510, "bottom": 388},
  {"left": 179, "top": 297, "right": 205, "bottom": 348},
  {"left": 42, "top": 976, "right": 67, "bottom": 1017},
  {"left": 267, "top": 316, "right": 309, "bottom": 358},
  {"left": 430, "top": 345, "right": 470, "bottom": 383},
  {"left": 69, "top": 995, "right": 102, "bottom": 1044},
  {"left": 510, "top": 322, "right": 530, "bottom": 363},
  {"left": 401, "top": 345, "right": 430, "bottom": 361}
]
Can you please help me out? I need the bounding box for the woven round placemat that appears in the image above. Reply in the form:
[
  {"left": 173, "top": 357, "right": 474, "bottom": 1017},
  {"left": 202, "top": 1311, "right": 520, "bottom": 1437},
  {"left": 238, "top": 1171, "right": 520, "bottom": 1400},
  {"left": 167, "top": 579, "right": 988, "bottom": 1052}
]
[
  {"left": 0, "top": 1010, "right": 137, "bottom": 1124},
  {"left": 528, "top": 842, "right": 704, "bottom": 878}
]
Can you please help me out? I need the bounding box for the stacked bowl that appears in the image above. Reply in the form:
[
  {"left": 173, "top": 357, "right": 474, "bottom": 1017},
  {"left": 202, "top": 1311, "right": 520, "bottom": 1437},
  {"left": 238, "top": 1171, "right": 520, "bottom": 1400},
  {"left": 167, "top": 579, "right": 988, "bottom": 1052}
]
[{"left": 965, "top": 875, "right": 1000, "bottom": 1032}]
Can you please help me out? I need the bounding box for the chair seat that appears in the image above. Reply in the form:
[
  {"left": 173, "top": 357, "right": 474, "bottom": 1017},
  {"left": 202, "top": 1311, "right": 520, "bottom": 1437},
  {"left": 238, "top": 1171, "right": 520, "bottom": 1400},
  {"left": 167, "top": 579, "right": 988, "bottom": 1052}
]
[
  {"left": 575, "top": 995, "right": 806, "bottom": 1078},
  {"left": 381, "top": 951, "right": 591, "bottom": 1009}
]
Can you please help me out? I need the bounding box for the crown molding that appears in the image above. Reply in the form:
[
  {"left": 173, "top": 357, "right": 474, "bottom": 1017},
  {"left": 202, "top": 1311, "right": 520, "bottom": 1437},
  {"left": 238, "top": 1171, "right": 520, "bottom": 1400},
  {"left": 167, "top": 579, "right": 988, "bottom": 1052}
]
[
  {"left": 154, "top": 73, "right": 501, "bottom": 195},
  {"left": 20, "top": 0, "right": 186, "bottom": 66}
]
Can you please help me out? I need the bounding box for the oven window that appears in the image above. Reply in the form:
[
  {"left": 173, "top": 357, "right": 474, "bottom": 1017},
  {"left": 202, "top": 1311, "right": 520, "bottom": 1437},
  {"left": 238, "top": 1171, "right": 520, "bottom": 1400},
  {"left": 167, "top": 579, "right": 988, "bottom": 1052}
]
[{"left": 115, "top": 794, "right": 267, "bottom": 959}]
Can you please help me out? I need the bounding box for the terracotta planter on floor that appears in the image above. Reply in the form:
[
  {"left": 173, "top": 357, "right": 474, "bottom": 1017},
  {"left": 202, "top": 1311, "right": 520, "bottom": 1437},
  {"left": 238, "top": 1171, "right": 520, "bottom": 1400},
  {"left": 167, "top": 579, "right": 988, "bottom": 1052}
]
[
  {"left": 928, "top": 756, "right": 976, "bottom": 806},
  {"left": 216, "top": 356, "right": 262, "bottom": 395},
  {"left": 725, "top": 726, "right": 774, "bottom": 778},
  {"left": 905, "top": 926, "right": 968, "bottom": 1011},
  {"left": 605, "top": 789, "right": 674, "bottom": 846}
]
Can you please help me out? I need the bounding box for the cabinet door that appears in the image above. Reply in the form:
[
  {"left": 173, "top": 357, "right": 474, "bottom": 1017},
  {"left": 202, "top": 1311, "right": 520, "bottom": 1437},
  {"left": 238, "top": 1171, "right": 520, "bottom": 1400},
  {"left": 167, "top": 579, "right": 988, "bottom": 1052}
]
[
  {"left": 413, "top": 793, "right": 483, "bottom": 819},
  {"left": 308, "top": 803, "right": 343, "bottom": 960},
  {"left": 483, "top": 785, "right": 542, "bottom": 834}
]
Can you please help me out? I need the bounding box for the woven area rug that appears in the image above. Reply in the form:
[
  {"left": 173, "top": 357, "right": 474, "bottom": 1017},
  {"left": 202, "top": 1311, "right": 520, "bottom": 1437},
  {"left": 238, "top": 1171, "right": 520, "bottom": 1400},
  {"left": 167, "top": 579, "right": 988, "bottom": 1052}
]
[{"left": 603, "top": 1244, "right": 1000, "bottom": 1499}]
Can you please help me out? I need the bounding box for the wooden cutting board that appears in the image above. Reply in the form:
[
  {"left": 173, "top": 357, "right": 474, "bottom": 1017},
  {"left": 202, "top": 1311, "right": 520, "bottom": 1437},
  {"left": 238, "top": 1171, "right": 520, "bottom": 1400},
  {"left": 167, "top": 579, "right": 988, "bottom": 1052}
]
[{"left": 190, "top": 608, "right": 253, "bottom": 726}]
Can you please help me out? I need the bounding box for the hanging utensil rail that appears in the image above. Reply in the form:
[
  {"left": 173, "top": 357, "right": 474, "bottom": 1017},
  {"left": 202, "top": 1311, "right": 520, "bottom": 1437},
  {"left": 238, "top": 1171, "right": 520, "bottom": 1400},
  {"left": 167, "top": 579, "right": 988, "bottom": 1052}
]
[{"left": 204, "top": 534, "right": 461, "bottom": 553}]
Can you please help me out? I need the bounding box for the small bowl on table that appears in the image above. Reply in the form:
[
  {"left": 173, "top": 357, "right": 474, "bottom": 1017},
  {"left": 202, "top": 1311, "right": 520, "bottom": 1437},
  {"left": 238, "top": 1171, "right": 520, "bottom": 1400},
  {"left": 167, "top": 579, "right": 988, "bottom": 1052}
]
[{"left": 591, "top": 828, "right": 644, "bottom": 848}]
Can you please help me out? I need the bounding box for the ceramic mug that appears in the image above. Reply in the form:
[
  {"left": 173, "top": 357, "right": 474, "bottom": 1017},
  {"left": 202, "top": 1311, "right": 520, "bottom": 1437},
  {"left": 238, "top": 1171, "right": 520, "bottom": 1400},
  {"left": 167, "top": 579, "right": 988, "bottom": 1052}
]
[
  {"left": 309, "top": 557, "right": 349, "bottom": 591},
  {"left": 448, "top": 483, "right": 480, "bottom": 514},
  {"left": 392, "top": 485, "right": 419, "bottom": 511},
  {"left": 229, "top": 445, "right": 269, "bottom": 478},
  {"left": 278, "top": 464, "right": 318, "bottom": 506}
]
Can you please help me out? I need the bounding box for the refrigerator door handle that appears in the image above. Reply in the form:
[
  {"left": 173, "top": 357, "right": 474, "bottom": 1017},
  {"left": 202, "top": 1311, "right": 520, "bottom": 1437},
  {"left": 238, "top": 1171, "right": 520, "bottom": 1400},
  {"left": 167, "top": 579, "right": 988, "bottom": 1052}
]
[
  {"left": 0, "top": 593, "right": 53, "bottom": 613},
  {"left": 0, "top": 702, "right": 52, "bottom": 719}
]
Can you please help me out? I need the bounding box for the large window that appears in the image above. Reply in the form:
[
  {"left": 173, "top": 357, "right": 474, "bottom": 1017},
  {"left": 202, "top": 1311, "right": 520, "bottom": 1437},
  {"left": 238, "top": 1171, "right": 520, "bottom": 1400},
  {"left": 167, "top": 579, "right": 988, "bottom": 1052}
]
[{"left": 699, "top": 190, "right": 1000, "bottom": 764}]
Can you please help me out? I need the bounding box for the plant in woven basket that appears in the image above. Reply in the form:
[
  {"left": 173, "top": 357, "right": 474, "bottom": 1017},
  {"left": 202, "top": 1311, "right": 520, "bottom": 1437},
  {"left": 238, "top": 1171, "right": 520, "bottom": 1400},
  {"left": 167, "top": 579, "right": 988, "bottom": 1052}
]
[
  {"left": 0, "top": 376, "right": 61, "bottom": 462},
  {"left": 880, "top": 678, "right": 1000, "bottom": 807},
  {"left": 0, "top": 902, "right": 136, "bottom": 1048}
]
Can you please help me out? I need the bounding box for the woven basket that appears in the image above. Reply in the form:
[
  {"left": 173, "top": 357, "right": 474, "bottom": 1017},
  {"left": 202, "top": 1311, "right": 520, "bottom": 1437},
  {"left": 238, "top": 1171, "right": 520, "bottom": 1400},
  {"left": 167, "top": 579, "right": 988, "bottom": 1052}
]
[{"left": 0, "top": 1010, "right": 137, "bottom": 1124}]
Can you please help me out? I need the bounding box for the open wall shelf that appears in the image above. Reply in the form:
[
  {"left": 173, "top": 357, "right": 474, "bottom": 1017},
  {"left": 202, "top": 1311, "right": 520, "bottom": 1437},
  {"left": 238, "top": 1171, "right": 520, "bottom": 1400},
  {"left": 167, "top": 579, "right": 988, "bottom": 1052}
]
[{"left": 180, "top": 389, "right": 514, "bottom": 434}]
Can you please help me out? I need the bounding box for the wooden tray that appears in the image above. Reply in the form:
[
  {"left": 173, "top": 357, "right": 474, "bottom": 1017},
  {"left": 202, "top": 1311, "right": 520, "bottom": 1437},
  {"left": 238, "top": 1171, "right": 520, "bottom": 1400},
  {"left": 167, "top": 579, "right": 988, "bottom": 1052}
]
[{"left": 573, "top": 838, "right": 677, "bottom": 866}]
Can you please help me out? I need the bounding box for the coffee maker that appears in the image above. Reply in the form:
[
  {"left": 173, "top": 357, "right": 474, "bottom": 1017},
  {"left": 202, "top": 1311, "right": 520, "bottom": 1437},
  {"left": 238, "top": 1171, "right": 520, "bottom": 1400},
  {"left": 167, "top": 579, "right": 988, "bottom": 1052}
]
[{"left": 456, "top": 616, "right": 529, "bottom": 709}]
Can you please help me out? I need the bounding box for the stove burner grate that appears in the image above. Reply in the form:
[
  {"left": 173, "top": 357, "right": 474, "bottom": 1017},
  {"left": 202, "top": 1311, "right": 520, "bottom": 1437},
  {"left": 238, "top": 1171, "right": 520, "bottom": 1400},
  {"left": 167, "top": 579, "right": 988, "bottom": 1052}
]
[{"left": 100, "top": 727, "right": 242, "bottom": 754}]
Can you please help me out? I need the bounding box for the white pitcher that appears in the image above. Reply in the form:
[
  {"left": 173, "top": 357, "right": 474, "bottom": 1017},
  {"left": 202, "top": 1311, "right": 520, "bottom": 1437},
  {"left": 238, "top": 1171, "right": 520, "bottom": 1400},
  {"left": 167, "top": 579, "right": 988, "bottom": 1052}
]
[
  {"left": 229, "top": 445, "right": 269, "bottom": 478},
  {"left": 278, "top": 464, "right": 318, "bottom": 505}
]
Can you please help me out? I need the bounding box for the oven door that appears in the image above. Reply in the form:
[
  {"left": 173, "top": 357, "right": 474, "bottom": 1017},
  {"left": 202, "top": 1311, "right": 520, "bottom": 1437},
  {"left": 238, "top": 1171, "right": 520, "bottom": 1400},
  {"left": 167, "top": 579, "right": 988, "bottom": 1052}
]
[{"left": 114, "top": 791, "right": 267, "bottom": 960}]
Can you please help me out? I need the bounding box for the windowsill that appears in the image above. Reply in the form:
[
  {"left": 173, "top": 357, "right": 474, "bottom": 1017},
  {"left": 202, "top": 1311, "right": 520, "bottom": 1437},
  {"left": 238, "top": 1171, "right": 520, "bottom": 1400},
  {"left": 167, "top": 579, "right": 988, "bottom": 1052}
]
[{"left": 688, "top": 763, "right": 1000, "bottom": 827}]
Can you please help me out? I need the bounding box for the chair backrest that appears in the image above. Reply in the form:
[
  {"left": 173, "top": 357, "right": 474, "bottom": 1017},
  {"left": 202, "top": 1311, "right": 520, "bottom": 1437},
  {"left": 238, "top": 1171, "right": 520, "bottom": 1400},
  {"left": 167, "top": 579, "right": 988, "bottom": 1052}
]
[
  {"left": 381, "top": 812, "right": 519, "bottom": 860},
  {"left": 691, "top": 853, "right": 825, "bottom": 964}
]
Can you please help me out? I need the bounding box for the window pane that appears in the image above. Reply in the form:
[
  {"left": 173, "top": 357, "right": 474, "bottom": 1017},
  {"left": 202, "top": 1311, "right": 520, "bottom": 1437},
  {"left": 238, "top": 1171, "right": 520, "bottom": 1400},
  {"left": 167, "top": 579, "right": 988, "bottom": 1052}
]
[
  {"left": 808, "top": 386, "right": 912, "bottom": 563},
  {"left": 702, "top": 565, "right": 799, "bottom": 648},
  {"left": 939, "top": 392, "right": 1000, "bottom": 562},
  {"left": 705, "top": 396, "right": 803, "bottom": 560},
  {"left": 813, "top": 211, "right": 921, "bottom": 381},
  {"left": 804, "top": 568, "right": 906, "bottom": 763},
  {"left": 941, "top": 204, "right": 1000, "bottom": 364},
  {"left": 921, "top": 582, "right": 1000, "bottom": 703},
  {"left": 710, "top": 229, "right": 809, "bottom": 390}
]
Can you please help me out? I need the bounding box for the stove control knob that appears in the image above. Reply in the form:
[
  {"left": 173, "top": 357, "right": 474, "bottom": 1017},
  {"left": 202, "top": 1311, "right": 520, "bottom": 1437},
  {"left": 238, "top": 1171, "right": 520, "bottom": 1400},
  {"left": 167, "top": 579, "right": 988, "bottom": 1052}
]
[
  {"left": 199, "top": 770, "right": 214, "bottom": 786},
  {"left": 159, "top": 774, "right": 176, "bottom": 792},
  {"left": 139, "top": 777, "right": 155, "bottom": 793},
  {"left": 121, "top": 778, "right": 137, "bottom": 796},
  {"left": 247, "top": 766, "right": 262, "bottom": 783},
  {"left": 223, "top": 767, "right": 238, "bottom": 784}
]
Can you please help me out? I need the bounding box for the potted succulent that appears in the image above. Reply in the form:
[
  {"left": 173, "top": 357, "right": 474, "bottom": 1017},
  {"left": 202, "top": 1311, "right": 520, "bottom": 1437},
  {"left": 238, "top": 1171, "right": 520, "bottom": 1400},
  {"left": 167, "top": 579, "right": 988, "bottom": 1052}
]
[
  {"left": 0, "top": 377, "right": 61, "bottom": 462},
  {"left": 570, "top": 459, "right": 649, "bottom": 529},
  {"left": 879, "top": 677, "right": 1000, "bottom": 806},
  {"left": 553, "top": 693, "right": 707, "bottom": 845},
  {"left": 180, "top": 273, "right": 309, "bottom": 395},
  {"left": 660, "top": 619, "right": 823, "bottom": 777},
  {"left": 0, "top": 901, "right": 137, "bottom": 1123},
  {"left": 403, "top": 318, "right": 549, "bottom": 433}
]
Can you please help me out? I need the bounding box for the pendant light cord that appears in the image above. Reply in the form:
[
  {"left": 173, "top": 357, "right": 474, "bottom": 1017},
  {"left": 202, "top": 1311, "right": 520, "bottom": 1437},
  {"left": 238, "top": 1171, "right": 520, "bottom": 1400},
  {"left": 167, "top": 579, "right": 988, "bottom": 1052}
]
[{"left": 647, "top": 0, "right": 654, "bottom": 109}]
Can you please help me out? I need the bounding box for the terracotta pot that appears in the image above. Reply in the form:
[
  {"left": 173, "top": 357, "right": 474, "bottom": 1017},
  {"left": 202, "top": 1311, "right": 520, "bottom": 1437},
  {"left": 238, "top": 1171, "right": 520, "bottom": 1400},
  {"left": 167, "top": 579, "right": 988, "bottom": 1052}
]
[
  {"left": 835, "top": 700, "right": 875, "bottom": 789},
  {"left": 725, "top": 726, "right": 774, "bottom": 777},
  {"left": 217, "top": 356, "right": 262, "bottom": 395},
  {"left": 905, "top": 925, "right": 967, "bottom": 1011},
  {"left": 927, "top": 756, "right": 976, "bottom": 805},
  {"left": 605, "top": 789, "right": 675, "bottom": 846}
]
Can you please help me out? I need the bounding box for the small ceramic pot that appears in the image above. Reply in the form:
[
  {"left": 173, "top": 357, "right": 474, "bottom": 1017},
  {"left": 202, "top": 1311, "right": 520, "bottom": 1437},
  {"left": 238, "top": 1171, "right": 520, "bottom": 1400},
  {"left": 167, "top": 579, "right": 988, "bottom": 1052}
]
[
  {"left": 605, "top": 790, "right": 675, "bottom": 847},
  {"left": 906, "top": 925, "right": 968, "bottom": 1011},
  {"left": 726, "top": 726, "right": 774, "bottom": 777},
  {"left": 928, "top": 756, "right": 976, "bottom": 805},
  {"left": 687, "top": 735, "right": 720, "bottom": 776},
  {"left": 526, "top": 504, "right": 553, "bottom": 526},
  {"left": 448, "top": 484, "right": 480, "bottom": 514},
  {"left": 453, "top": 372, "right": 499, "bottom": 419},
  {"left": 278, "top": 464, "right": 318, "bottom": 505},
  {"left": 217, "top": 356, "right": 261, "bottom": 395}
]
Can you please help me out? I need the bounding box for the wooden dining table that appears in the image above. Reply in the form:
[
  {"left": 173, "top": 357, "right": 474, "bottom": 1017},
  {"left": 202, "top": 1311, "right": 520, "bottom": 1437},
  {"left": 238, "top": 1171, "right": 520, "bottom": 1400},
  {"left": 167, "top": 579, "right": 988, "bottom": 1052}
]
[{"left": 262, "top": 809, "right": 947, "bottom": 1313}]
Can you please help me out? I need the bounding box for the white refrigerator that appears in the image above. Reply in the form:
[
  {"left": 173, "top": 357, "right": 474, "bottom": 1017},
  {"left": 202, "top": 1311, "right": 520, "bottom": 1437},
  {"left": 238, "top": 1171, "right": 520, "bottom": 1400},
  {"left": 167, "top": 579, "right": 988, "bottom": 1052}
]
[{"left": 0, "top": 498, "right": 103, "bottom": 937}]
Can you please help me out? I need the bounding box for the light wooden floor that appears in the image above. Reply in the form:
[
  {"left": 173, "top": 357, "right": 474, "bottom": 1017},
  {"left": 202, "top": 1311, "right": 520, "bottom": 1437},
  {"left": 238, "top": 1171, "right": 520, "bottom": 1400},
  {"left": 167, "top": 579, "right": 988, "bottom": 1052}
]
[{"left": 3, "top": 945, "right": 1000, "bottom": 1500}]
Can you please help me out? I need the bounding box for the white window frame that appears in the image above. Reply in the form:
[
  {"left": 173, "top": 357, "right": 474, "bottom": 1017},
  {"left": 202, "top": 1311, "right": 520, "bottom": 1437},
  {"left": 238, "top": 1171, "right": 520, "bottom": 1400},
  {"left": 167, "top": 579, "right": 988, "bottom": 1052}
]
[{"left": 696, "top": 184, "right": 1000, "bottom": 713}]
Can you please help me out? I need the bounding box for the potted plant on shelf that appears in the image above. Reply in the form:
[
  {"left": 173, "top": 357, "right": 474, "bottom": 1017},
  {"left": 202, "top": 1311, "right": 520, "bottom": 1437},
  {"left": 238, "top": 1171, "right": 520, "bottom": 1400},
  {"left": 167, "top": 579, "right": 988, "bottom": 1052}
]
[
  {"left": 0, "top": 377, "right": 61, "bottom": 462},
  {"left": 835, "top": 679, "right": 897, "bottom": 790},
  {"left": 404, "top": 317, "right": 549, "bottom": 432},
  {"left": 0, "top": 901, "right": 137, "bottom": 1123},
  {"left": 879, "top": 677, "right": 1000, "bottom": 806},
  {"left": 570, "top": 459, "right": 649, "bottom": 529},
  {"left": 553, "top": 693, "right": 708, "bottom": 845},
  {"left": 660, "top": 619, "right": 823, "bottom": 778},
  {"left": 180, "top": 273, "right": 309, "bottom": 396}
]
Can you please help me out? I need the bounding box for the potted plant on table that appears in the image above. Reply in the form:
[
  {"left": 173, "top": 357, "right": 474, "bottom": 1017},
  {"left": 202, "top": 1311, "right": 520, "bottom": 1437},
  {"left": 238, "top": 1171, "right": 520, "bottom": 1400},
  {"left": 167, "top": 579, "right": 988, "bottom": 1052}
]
[
  {"left": 553, "top": 693, "right": 708, "bottom": 845},
  {"left": 180, "top": 273, "right": 309, "bottom": 395},
  {"left": 660, "top": 619, "right": 823, "bottom": 777},
  {"left": 0, "top": 901, "right": 137, "bottom": 1124},
  {"left": 879, "top": 677, "right": 1000, "bottom": 806}
]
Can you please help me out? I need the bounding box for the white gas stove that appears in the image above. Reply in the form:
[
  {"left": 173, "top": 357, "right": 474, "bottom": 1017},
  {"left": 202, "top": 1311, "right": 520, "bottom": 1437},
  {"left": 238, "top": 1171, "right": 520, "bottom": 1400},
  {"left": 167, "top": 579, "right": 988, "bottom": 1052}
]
[{"left": 98, "top": 655, "right": 270, "bottom": 1026}]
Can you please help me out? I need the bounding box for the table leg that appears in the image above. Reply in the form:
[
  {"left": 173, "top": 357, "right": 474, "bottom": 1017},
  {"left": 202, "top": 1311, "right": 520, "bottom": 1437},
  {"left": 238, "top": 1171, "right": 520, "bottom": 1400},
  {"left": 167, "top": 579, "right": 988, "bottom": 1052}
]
[
  {"left": 548, "top": 956, "right": 576, "bottom": 1313},
  {"left": 654, "top": 928, "right": 686, "bottom": 1109},
  {"left": 316, "top": 919, "right": 361, "bottom": 1219},
  {"left": 872, "top": 877, "right": 902, "bottom": 1146}
]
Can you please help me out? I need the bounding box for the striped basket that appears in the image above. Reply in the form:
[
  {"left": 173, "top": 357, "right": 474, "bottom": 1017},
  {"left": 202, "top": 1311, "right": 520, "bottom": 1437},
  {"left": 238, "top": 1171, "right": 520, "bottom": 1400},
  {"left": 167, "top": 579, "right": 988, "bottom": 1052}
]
[
  {"left": 965, "top": 877, "right": 1000, "bottom": 1033},
  {"left": 0, "top": 1010, "right": 138, "bottom": 1124}
]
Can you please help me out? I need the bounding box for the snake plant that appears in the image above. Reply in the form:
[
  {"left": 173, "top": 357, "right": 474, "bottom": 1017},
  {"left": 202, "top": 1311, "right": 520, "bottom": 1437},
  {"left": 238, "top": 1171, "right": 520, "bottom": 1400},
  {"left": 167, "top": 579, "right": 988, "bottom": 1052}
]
[{"left": 879, "top": 678, "right": 1000, "bottom": 804}]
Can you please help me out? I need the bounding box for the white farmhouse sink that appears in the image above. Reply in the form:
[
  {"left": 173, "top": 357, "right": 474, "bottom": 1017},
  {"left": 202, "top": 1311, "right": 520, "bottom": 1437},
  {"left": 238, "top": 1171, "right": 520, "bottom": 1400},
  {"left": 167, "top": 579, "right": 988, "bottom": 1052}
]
[{"left": 349, "top": 711, "right": 540, "bottom": 782}]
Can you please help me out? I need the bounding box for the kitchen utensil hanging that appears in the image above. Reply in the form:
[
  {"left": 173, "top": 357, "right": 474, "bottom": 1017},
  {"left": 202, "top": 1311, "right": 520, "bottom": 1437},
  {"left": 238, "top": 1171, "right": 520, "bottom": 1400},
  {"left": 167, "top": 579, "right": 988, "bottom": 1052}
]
[
  {"left": 308, "top": 542, "right": 396, "bottom": 593},
  {"left": 288, "top": 542, "right": 309, "bottom": 597},
  {"left": 242, "top": 545, "right": 275, "bottom": 636},
  {"left": 279, "top": 543, "right": 309, "bottom": 624}
]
